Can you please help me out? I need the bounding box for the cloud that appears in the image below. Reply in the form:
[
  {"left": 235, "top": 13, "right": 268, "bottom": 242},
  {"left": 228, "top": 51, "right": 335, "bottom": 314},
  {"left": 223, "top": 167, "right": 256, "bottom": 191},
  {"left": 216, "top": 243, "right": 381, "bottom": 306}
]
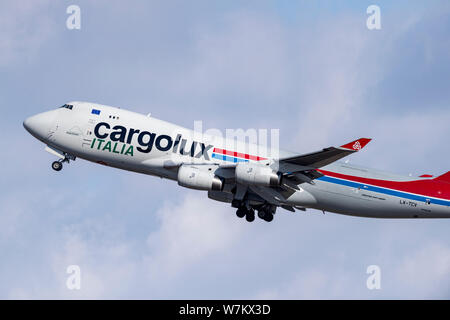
[
  {"left": 48, "top": 229, "right": 138, "bottom": 299},
  {"left": 255, "top": 270, "right": 331, "bottom": 299},
  {"left": 144, "top": 192, "right": 243, "bottom": 280},
  {"left": 254, "top": 241, "right": 450, "bottom": 299},
  {"left": 1, "top": 1, "right": 450, "bottom": 300},
  {"left": 358, "top": 110, "right": 450, "bottom": 173},
  {"left": 391, "top": 243, "right": 450, "bottom": 298},
  {"left": 0, "top": 0, "right": 56, "bottom": 67}
]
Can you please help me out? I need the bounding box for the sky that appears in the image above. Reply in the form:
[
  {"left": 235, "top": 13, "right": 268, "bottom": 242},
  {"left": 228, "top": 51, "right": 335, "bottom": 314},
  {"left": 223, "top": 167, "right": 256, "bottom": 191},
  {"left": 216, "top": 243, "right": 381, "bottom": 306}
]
[{"left": 1, "top": 0, "right": 450, "bottom": 299}]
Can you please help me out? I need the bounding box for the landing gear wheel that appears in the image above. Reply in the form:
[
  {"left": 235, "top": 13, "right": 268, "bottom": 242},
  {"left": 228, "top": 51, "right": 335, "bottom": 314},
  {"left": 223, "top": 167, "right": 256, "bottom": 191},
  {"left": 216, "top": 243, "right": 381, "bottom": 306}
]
[
  {"left": 263, "top": 213, "right": 274, "bottom": 222},
  {"left": 257, "top": 210, "right": 266, "bottom": 220},
  {"left": 245, "top": 209, "right": 255, "bottom": 222},
  {"left": 236, "top": 208, "right": 246, "bottom": 218},
  {"left": 52, "top": 161, "right": 63, "bottom": 171}
]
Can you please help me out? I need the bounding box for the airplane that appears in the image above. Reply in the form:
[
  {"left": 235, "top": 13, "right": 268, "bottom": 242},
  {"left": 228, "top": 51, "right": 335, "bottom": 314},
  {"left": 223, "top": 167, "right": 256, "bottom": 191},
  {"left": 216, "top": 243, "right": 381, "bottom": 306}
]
[{"left": 23, "top": 101, "right": 450, "bottom": 222}]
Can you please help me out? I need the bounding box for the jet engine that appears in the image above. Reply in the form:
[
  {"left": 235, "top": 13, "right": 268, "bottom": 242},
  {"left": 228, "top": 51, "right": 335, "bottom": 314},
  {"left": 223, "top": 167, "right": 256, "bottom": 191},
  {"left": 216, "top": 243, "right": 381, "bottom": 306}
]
[
  {"left": 235, "top": 163, "right": 281, "bottom": 187},
  {"left": 177, "top": 165, "right": 223, "bottom": 191}
]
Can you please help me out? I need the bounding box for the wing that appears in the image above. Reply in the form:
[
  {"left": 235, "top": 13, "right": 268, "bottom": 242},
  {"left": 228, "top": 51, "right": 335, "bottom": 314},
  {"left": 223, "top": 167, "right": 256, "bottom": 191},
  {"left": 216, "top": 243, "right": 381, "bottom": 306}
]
[
  {"left": 279, "top": 138, "right": 371, "bottom": 169},
  {"left": 277, "top": 138, "right": 371, "bottom": 188},
  {"left": 179, "top": 138, "right": 372, "bottom": 215}
]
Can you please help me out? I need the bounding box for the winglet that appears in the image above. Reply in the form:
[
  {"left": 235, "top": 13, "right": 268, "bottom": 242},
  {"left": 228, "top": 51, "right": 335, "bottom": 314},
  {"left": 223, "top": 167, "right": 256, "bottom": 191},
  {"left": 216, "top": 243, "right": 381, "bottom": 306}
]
[{"left": 340, "top": 138, "right": 372, "bottom": 151}]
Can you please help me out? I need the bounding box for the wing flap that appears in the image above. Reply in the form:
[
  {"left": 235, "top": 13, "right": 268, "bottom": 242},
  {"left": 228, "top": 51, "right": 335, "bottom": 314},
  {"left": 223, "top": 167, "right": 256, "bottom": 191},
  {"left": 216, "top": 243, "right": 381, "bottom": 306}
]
[{"left": 249, "top": 186, "right": 285, "bottom": 205}]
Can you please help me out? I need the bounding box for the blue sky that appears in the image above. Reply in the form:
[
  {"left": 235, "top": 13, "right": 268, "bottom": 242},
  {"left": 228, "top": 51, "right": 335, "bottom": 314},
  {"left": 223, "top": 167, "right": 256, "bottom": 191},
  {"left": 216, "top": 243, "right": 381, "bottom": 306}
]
[{"left": 1, "top": 0, "right": 450, "bottom": 298}]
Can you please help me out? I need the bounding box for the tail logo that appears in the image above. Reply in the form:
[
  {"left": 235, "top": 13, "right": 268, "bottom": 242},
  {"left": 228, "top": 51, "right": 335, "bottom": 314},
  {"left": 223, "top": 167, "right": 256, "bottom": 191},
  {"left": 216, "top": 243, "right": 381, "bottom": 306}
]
[{"left": 353, "top": 141, "right": 362, "bottom": 150}]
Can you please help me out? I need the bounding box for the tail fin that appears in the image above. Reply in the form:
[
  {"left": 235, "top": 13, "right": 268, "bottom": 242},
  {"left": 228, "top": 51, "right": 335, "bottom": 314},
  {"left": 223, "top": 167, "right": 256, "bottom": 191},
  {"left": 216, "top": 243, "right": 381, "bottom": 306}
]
[{"left": 434, "top": 171, "right": 450, "bottom": 183}]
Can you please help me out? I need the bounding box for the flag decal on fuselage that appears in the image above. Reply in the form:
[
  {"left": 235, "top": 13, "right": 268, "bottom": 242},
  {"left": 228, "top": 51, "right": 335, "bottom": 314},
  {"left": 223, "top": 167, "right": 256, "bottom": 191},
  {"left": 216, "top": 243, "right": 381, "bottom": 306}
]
[{"left": 211, "top": 148, "right": 267, "bottom": 163}]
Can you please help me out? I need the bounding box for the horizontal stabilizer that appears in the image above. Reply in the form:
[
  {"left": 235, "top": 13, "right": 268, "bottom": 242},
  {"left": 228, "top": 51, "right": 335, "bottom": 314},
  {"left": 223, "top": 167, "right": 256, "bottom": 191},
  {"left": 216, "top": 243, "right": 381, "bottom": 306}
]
[{"left": 435, "top": 171, "right": 450, "bottom": 183}]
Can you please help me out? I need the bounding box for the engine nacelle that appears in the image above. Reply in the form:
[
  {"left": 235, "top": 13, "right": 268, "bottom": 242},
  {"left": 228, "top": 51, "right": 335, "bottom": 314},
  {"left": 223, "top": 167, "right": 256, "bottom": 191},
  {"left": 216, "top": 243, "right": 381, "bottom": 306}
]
[
  {"left": 235, "top": 163, "right": 281, "bottom": 187},
  {"left": 177, "top": 165, "right": 223, "bottom": 191}
]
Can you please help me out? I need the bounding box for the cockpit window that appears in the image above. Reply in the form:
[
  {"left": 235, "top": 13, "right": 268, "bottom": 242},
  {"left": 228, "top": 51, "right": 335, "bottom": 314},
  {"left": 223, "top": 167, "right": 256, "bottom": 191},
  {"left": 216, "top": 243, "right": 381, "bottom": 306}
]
[{"left": 60, "top": 104, "right": 73, "bottom": 110}]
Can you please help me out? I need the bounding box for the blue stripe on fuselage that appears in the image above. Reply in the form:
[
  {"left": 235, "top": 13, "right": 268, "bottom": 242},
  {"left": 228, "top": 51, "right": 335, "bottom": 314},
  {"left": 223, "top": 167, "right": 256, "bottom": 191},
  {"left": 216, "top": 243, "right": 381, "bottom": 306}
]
[{"left": 317, "top": 176, "right": 450, "bottom": 207}]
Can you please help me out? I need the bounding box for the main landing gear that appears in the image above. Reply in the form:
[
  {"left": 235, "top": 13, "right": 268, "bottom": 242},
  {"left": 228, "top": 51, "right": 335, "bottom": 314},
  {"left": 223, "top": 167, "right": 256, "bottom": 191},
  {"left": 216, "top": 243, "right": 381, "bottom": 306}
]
[
  {"left": 236, "top": 206, "right": 255, "bottom": 222},
  {"left": 257, "top": 209, "right": 274, "bottom": 222},
  {"left": 51, "top": 153, "right": 75, "bottom": 172},
  {"left": 232, "top": 200, "right": 274, "bottom": 223}
]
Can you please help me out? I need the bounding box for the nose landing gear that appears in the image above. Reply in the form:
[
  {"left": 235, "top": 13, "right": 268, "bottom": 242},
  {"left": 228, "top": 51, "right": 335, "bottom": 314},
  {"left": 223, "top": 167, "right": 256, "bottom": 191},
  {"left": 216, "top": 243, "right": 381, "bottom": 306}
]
[
  {"left": 51, "top": 153, "right": 76, "bottom": 172},
  {"left": 51, "top": 161, "right": 63, "bottom": 171}
]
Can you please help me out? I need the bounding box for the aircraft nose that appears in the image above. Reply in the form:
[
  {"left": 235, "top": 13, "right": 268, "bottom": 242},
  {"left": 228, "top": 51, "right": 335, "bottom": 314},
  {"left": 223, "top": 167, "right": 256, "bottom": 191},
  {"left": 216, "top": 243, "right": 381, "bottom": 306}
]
[
  {"left": 23, "top": 116, "right": 34, "bottom": 133},
  {"left": 23, "top": 111, "right": 55, "bottom": 141}
]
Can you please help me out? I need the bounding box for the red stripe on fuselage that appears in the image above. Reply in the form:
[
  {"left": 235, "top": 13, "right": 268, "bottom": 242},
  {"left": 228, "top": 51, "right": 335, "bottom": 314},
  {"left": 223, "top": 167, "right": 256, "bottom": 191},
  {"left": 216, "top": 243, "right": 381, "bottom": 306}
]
[
  {"left": 318, "top": 169, "right": 450, "bottom": 200},
  {"left": 213, "top": 148, "right": 267, "bottom": 161}
]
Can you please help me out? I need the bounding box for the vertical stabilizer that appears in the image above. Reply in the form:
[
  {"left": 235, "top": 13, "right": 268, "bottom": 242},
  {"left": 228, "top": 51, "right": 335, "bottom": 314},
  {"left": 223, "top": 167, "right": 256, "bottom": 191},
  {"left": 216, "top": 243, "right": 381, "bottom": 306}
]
[{"left": 435, "top": 172, "right": 450, "bottom": 183}]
